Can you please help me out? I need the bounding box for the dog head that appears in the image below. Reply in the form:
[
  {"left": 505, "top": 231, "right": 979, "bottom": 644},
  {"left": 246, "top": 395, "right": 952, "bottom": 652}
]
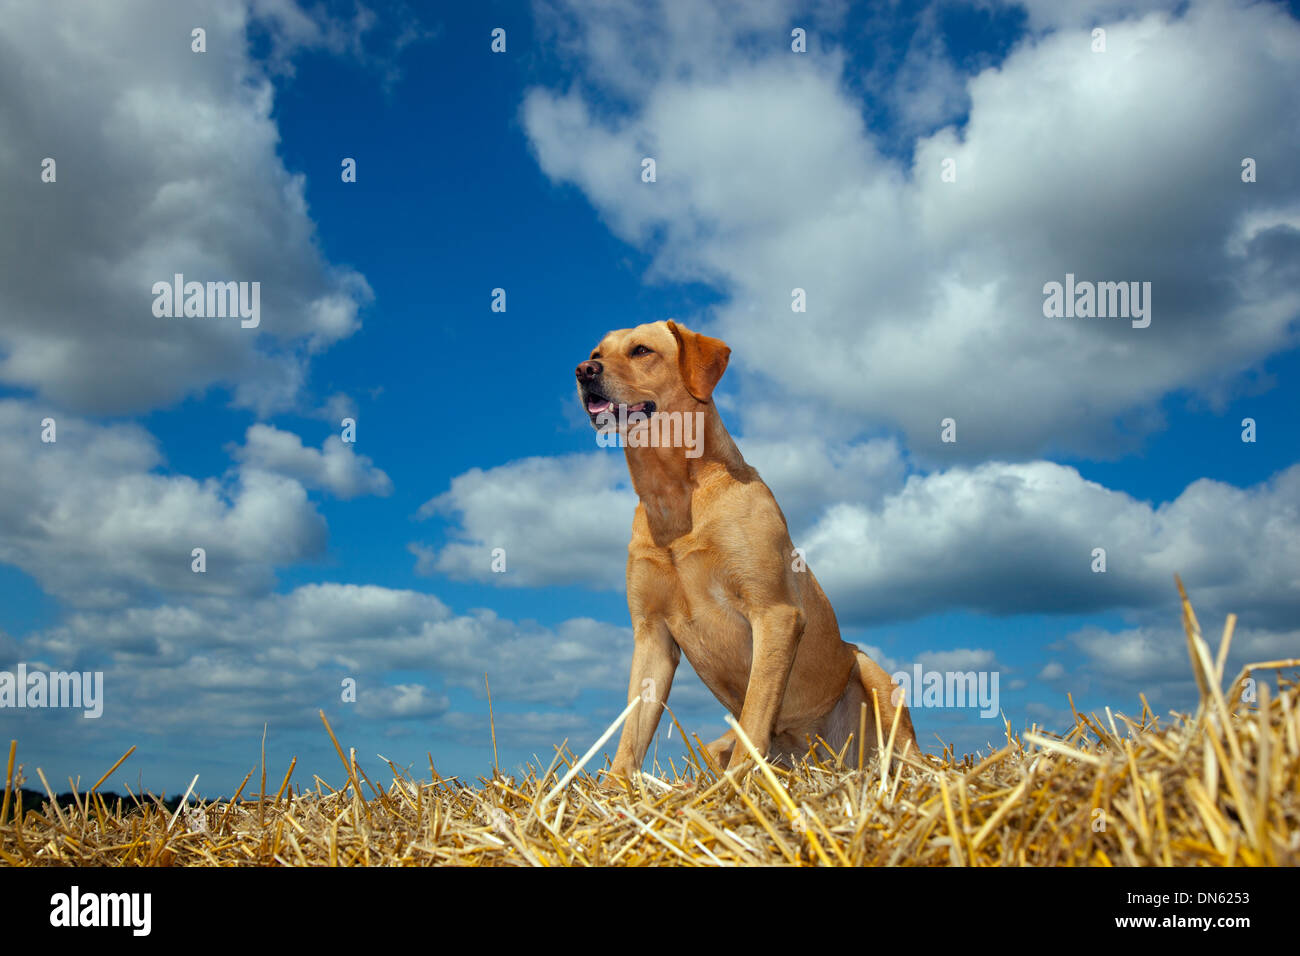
[{"left": 576, "top": 320, "right": 731, "bottom": 431}]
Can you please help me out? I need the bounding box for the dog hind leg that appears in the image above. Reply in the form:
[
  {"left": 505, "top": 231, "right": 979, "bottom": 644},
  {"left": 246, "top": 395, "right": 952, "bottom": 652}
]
[{"left": 701, "top": 729, "right": 736, "bottom": 771}]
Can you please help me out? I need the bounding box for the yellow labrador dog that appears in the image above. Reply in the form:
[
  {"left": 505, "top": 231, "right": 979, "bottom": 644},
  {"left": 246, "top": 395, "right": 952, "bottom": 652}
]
[{"left": 576, "top": 320, "right": 917, "bottom": 781}]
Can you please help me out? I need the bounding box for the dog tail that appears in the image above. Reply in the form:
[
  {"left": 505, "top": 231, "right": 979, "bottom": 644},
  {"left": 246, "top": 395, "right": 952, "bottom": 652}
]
[{"left": 853, "top": 649, "right": 919, "bottom": 754}]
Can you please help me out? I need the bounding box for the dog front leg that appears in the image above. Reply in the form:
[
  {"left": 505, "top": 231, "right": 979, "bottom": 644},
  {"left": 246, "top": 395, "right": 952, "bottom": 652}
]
[
  {"left": 604, "top": 618, "right": 679, "bottom": 787},
  {"left": 727, "top": 605, "right": 804, "bottom": 772}
]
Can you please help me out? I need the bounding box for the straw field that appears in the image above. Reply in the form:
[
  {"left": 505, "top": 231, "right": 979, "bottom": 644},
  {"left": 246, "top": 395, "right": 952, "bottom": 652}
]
[{"left": 2, "top": 581, "right": 1297, "bottom": 866}]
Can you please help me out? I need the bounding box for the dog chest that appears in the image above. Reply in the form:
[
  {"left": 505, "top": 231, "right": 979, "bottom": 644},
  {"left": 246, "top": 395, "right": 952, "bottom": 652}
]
[{"left": 657, "top": 574, "right": 753, "bottom": 705}]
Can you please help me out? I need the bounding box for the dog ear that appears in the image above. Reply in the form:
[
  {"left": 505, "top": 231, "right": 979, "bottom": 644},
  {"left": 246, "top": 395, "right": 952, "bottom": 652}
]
[{"left": 667, "top": 320, "right": 731, "bottom": 402}]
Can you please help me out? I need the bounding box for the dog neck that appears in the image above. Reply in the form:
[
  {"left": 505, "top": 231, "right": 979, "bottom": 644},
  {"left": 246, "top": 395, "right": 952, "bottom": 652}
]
[{"left": 623, "top": 402, "right": 748, "bottom": 544}]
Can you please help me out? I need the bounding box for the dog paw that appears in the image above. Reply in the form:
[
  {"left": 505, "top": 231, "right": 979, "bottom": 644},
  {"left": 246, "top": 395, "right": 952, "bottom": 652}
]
[{"left": 597, "top": 771, "right": 631, "bottom": 792}]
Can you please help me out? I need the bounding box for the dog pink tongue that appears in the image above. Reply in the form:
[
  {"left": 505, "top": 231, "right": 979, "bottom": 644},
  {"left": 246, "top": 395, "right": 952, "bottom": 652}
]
[{"left": 588, "top": 399, "right": 611, "bottom": 414}]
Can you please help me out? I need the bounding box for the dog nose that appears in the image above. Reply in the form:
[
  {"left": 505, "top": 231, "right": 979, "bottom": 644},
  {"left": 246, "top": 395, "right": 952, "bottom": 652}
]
[{"left": 576, "top": 360, "right": 602, "bottom": 381}]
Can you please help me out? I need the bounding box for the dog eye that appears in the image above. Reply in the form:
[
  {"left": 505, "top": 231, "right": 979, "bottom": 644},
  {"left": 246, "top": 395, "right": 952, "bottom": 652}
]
[{"left": 631, "top": 345, "right": 653, "bottom": 356}]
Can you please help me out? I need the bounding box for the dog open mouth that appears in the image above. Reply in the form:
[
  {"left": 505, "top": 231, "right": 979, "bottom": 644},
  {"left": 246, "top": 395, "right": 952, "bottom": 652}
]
[{"left": 583, "top": 389, "right": 655, "bottom": 422}]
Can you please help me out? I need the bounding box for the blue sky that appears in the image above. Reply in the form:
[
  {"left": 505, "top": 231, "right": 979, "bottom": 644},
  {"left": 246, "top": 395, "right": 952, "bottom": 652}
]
[{"left": 1, "top": 0, "right": 1298, "bottom": 797}]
